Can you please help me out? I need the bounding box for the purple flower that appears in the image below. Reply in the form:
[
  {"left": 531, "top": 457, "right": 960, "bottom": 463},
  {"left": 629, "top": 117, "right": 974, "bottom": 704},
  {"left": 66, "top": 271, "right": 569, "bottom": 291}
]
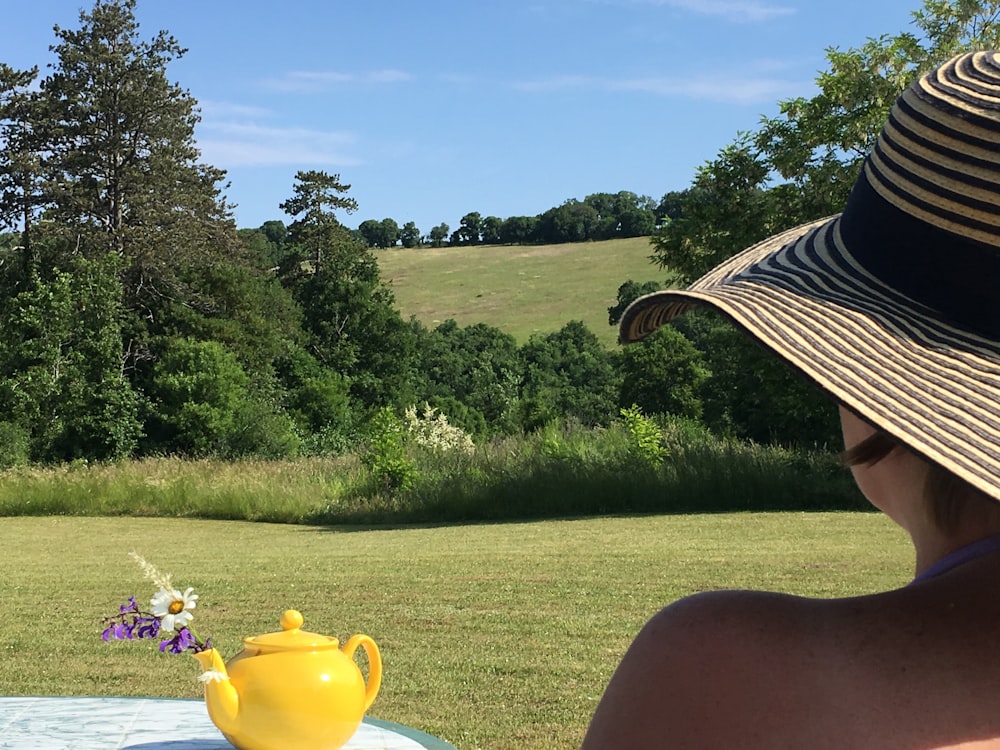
[
  {"left": 135, "top": 616, "right": 160, "bottom": 639},
  {"left": 159, "top": 627, "right": 196, "bottom": 654},
  {"left": 102, "top": 600, "right": 162, "bottom": 642},
  {"left": 102, "top": 623, "right": 127, "bottom": 642}
]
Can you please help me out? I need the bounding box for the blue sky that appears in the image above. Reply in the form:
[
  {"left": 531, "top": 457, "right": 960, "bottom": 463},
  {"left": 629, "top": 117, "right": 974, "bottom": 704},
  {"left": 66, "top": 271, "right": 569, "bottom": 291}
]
[{"left": 5, "top": 1, "right": 920, "bottom": 234}]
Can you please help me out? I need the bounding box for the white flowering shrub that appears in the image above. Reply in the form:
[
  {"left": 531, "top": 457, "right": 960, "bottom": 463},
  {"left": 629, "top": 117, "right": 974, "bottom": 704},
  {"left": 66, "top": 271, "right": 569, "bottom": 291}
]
[{"left": 405, "top": 403, "right": 475, "bottom": 455}]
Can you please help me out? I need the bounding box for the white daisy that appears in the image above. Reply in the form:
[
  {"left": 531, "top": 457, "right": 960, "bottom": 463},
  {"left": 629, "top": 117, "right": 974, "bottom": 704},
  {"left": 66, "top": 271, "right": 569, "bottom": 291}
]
[
  {"left": 150, "top": 586, "right": 198, "bottom": 632},
  {"left": 198, "top": 670, "right": 229, "bottom": 684}
]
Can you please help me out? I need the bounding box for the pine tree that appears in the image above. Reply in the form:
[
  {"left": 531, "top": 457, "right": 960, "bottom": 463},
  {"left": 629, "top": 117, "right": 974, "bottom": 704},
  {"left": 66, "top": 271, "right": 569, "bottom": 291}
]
[{"left": 35, "top": 0, "right": 241, "bottom": 324}]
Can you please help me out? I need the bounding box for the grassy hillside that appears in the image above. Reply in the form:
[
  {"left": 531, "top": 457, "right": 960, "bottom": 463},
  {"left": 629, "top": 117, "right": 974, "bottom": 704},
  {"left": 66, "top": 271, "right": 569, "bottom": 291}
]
[{"left": 376, "top": 236, "right": 667, "bottom": 347}]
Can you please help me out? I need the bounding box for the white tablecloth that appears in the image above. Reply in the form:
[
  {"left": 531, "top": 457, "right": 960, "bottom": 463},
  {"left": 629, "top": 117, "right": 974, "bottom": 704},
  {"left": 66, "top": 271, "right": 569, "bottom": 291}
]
[{"left": 0, "top": 696, "right": 455, "bottom": 750}]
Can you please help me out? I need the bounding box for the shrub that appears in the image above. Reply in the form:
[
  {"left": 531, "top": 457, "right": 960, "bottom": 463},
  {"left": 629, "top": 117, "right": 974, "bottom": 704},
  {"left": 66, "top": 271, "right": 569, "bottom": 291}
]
[
  {"left": 228, "top": 399, "right": 302, "bottom": 459},
  {"left": 358, "top": 407, "right": 416, "bottom": 496},
  {"left": 405, "top": 403, "right": 474, "bottom": 454},
  {"left": 620, "top": 404, "right": 667, "bottom": 468}
]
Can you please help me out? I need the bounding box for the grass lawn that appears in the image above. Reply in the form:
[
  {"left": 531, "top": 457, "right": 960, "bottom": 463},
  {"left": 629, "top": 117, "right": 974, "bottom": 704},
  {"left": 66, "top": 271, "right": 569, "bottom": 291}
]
[
  {"left": 0, "top": 512, "right": 910, "bottom": 749},
  {"left": 377, "top": 237, "right": 666, "bottom": 348}
]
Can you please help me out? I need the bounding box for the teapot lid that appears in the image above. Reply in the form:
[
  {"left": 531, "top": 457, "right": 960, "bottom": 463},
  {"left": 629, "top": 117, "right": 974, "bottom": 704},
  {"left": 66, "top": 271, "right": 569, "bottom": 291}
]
[{"left": 244, "top": 610, "right": 340, "bottom": 652}]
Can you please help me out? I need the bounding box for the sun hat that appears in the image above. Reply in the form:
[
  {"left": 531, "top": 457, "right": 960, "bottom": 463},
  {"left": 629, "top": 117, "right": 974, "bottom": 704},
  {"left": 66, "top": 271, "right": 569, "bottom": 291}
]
[{"left": 619, "top": 50, "right": 1000, "bottom": 502}]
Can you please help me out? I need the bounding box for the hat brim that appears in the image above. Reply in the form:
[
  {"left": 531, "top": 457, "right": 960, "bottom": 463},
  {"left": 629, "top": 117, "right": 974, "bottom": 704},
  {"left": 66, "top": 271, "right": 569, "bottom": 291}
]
[{"left": 619, "top": 216, "right": 1000, "bottom": 503}]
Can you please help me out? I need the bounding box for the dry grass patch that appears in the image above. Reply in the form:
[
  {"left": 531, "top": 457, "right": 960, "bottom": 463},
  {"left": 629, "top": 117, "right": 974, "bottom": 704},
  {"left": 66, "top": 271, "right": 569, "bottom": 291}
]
[{"left": 377, "top": 237, "right": 665, "bottom": 347}]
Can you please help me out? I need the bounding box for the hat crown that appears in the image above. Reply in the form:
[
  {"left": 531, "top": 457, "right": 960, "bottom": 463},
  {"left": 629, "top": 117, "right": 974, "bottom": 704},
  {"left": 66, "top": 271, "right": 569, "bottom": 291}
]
[
  {"left": 841, "top": 51, "right": 1000, "bottom": 338},
  {"left": 865, "top": 50, "right": 1000, "bottom": 247}
]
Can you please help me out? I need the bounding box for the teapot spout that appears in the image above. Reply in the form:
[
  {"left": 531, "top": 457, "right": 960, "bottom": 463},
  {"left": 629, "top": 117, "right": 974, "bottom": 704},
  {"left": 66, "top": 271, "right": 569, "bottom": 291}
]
[{"left": 193, "top": 648, "right": 240, "bottom": 735}]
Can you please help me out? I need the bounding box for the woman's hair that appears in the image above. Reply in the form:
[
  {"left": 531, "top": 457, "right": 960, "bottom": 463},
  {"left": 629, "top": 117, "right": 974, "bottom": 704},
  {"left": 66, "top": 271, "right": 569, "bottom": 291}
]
[{"left": 842, "top": 428, "right": 994, "bottom": 534}]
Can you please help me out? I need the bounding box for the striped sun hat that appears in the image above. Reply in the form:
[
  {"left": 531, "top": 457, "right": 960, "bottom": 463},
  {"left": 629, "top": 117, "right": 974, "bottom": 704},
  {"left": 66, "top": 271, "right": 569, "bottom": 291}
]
[{"left": 619, "top": 50, "right": 1000, "bottom": 502}]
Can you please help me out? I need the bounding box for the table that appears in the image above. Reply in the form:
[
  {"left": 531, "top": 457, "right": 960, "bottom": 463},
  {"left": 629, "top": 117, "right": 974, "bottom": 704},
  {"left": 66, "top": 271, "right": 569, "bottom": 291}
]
[{"left": 0, "top": 696, "right": 456, "bottom": 750}]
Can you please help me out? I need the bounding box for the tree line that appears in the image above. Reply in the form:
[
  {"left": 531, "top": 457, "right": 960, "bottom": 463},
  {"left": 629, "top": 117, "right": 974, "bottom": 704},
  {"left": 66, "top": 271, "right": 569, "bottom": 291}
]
[{"left": 352, "top": 191, "right": 667, "bottom": 249}]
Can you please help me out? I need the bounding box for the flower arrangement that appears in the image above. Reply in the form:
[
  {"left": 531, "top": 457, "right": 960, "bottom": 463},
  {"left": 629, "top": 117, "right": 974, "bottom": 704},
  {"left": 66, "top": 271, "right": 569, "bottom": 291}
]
[{"left": 102, "top": 552, "right": 212, "bottom": 658}]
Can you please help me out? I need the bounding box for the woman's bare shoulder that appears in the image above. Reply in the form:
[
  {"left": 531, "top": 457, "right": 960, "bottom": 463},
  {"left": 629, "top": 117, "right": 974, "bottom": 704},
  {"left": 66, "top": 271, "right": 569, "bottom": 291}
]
[
  {"left": 641, "top": 587, "right": 837, "bottom": 669},
  {"left": 582, "top": 589, "right": 842, "bottom": 749},
  {"left": 583, "top": 580, "right": 1000, "bottom": 749}
]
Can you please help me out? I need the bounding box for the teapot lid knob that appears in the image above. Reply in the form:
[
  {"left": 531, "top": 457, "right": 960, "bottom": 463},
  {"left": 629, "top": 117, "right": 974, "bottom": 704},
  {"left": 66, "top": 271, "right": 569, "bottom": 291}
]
[{"left": 280, "top": 609, "right": 304, "bottom": 631}]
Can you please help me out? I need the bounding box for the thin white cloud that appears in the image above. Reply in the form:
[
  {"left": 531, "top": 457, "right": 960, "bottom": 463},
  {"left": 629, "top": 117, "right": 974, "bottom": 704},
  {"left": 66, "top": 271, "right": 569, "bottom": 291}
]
[
  {"left": 589, "top": 0, "right": 794, "bottom": 22},
  {"left": 196, "top": 120, "right": 362, "bottom": 168},
  {"left": 512, "top": 71, "right": 805, "bottom": 105},
  {"left": 262, "top": 69, "right": 413, "bottom": 93}
]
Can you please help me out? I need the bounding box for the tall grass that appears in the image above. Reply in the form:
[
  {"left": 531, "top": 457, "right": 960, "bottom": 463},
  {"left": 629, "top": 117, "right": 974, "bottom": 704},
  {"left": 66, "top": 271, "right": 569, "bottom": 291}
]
[
  {"left": 0, "top": 456, "right": 356, "bottom": 522},
  {"left": 0, "top": 419, "right": 865, "bottom": 523}
]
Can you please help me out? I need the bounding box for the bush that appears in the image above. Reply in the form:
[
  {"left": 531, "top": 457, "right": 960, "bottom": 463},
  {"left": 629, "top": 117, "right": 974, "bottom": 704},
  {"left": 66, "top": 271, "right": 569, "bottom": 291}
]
[
  {"left": 357, "top": 407, "right": 416, "bottom": 496},
  {"left": 620, "top": 405, "right": 667, "bottom": 468},
  {"left": 228, "top": 399, "right": 302, "bottom": 459},
  {"left": 405, "top": 403, "right": 474, "bottom": 454}
]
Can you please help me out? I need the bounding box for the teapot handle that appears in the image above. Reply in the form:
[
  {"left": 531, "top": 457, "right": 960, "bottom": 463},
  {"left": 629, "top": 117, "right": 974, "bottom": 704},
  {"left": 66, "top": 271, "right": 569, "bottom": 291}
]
[{"left": 343, "top": 634, "right": 382, "bottom": 712}]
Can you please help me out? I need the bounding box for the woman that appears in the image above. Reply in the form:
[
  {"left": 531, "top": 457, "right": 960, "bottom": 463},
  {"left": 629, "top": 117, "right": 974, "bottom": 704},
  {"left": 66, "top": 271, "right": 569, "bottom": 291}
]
[{"left": 582, "top": 51, "right": 1000, "bottom": 749}]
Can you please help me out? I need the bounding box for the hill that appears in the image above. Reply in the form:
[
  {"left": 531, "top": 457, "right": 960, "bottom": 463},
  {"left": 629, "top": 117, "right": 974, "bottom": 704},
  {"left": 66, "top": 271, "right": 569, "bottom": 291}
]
[{"left": 376, "top": 236, "right": 666, "bottom": 348}]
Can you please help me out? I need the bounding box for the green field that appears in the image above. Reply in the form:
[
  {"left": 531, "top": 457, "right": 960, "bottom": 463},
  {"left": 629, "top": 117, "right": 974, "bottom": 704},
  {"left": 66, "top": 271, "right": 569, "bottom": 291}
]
[
  {"left": 1, "top": 513, "right": 909, "bottom": 749},
  {"left": 376, "top": 237, "right": 666, "bottom": 347}
]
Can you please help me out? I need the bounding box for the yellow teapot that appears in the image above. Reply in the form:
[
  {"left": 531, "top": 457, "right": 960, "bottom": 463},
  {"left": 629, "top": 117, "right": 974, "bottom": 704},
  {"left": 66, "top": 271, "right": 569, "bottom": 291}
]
[{"left": 193, "top": 609, "right": 382, "bottom": 750}]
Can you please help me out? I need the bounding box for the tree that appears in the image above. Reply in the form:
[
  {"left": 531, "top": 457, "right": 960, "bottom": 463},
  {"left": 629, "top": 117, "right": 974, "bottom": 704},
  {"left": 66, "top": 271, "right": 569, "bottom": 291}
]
[
  {"left": 357, "top": 217, "right": 401, "bottom": 249},
  {"left": 33, "top": 0, "right": 242, "bottom": 325},
  {"left": 279, "top": 170, "right": 359, "bottom": 271},
  {"left": 618, "top": 206, "right": 657, "bottom": 238},
  {"left": 650, "top": 139, "right": 790, "bottom": 283},
  {"left": 379, "top": 218, "right": 400, "bottom": 248},
  {"left": 357, "top": 218, "right": 384, "bottom": 248},
  {"left": 411, "top": 319, "right": 522, "bottom": 434},
  {"left": 584, "top": 191, "right": 657, "bottom": 239},
  {"left": 520, "top": 321, "right": 620, "bottom": 429},
  {"left": 537, "top": 200, "right": 600, "bottom": 244},
  {"left": 428, "top": 222, "right": 449, "bottom": 247},
  {"left": 672, "top": 310, "right": 840, "bottom": 446},
  {"left": 144, "top": 338, "right": 250, "bottom": 455},
  {"left": 656, "top": 190, "right": 687, "bottom": 225},
  {"left": 0, "top": 250, "right": 141, "bottom": 461},
  {"left": 0, "top": 63, "right": 41, "bottom": 277},
  {"left": 276, "top": 346, "right": 354, "bottom": 453},
  {"left": 480, "top": 215, "right": 502, "bottom": 245},
  {"left": 455, "top": 212, "right": 482, "bottom": 245},
  {"left": 618, "top": 325, "right": 709, "bottom": 420},
  {"left": 499, "top": 215, "right": 538, "bottom": 245},
  {"left": 608, "top": 280, "right": 663, "bottom": 327},
  {"left": 279, "top": 172, "right": 416, "bottom": 408},
  {"left": 400, "top": 221, "right": 421, "bottom": 248}
]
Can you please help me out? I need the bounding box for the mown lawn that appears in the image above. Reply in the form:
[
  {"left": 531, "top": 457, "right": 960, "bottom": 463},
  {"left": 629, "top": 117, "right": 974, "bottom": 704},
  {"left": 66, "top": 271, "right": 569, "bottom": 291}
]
[{"left": 0, "top": 512, "right": 910, "bottom": 749}]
